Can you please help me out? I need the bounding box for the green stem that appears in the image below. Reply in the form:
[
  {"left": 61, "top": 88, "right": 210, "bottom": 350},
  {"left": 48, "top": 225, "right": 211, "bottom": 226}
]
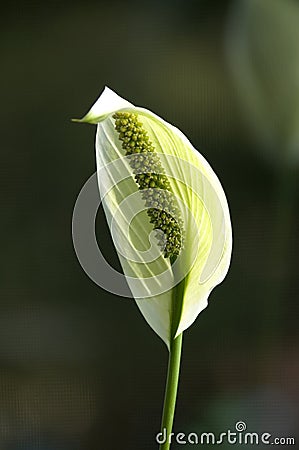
[
  {"left": 159, "top": 333, "right": 183, "bottom": 450},
  {"left": 158, "top": 261, "right": 186, "bottom": 449}
]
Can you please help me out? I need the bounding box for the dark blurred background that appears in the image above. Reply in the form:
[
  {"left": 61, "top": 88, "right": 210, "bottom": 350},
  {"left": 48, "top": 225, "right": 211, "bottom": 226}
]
[{"left": 1, "top": 0, "right": 299, "bottom": 448}]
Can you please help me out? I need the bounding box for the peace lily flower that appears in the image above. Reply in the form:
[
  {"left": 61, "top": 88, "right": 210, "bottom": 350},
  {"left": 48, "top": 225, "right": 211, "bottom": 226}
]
[{"left": 73, "top": 87, "right": 232, "bottom": 449}]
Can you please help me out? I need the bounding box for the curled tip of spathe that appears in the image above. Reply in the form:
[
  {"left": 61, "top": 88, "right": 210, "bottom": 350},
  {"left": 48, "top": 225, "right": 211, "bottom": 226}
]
[
  {"left": 113, "top": 111, "right": 184, "bottom": 260},
  {"left": 70, "top": 116, "right": 97, "bottom": 125}
]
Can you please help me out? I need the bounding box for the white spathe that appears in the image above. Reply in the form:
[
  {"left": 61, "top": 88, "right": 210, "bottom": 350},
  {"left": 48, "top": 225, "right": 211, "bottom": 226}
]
[{"left": 76, "top": 87, "right": 232, "bottom": 349}]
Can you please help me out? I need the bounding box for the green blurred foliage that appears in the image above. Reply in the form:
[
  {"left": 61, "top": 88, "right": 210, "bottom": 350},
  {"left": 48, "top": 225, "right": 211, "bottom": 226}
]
[
  {"left": 226, "top": 0, "right": 299, "bottom": 166},
  {"left": 0, "top": 1, "right": 298, "bottom": 449}
]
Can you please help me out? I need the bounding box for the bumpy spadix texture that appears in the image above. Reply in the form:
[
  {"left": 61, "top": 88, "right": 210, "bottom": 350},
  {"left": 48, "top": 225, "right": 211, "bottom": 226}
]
[
  {"left": 76, "top": 87, "right": 232, "bottom": 348},
  {"left": 113, "top": 111, "right": 183, "bottom": 260}
]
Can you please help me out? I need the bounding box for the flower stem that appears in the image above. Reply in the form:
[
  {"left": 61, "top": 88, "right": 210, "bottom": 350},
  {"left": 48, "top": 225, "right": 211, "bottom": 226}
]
[{"left": 159, "top": 332, "right": 183, "bottom": 450}]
